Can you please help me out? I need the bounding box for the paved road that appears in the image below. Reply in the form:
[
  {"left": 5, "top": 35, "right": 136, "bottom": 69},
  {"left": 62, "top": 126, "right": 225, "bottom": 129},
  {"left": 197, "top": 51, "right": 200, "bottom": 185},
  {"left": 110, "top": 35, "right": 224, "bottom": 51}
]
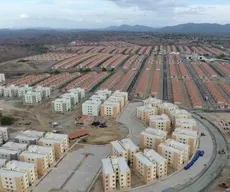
[{"left": 117, "top": 102, "right": 227, "bottom": 192}]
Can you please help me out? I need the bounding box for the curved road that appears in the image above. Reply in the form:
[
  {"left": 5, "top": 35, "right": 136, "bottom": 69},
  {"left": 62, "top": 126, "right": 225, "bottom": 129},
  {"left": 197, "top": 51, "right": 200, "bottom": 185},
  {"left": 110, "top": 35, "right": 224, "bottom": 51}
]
[{"left": 117, "top": 102, "right": 228, "bottom": 192}]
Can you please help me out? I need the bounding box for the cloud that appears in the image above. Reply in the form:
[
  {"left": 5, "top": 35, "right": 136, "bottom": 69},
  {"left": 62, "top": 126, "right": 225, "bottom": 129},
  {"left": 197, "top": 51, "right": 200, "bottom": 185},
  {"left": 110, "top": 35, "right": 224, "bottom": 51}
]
[{"left": 19, "top": 13, "right": 29, "bottom": 19}]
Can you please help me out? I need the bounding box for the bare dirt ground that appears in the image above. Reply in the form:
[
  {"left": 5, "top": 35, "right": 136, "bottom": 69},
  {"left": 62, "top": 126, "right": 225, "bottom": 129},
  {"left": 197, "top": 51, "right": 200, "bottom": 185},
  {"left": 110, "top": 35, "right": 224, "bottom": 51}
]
[{"left": 202, "top": 113, "right": 230, "bottom": 192}]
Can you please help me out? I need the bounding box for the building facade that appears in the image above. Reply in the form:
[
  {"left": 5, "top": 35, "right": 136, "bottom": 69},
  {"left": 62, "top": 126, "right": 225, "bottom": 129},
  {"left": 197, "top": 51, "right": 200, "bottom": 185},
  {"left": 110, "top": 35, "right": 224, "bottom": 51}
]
[
  {"left": 149, "top": 114, "right": 171, "bottom": 132},
  {"left": 136, "top": 105, "right": 158, "bottom": 124}
]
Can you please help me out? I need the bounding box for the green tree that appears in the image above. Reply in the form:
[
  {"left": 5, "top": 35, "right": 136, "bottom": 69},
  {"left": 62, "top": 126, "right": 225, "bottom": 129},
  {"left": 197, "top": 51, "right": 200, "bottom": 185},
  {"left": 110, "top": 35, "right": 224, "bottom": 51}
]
[{"left": 1, "top": 116, "right": 14, "bottom": 125}]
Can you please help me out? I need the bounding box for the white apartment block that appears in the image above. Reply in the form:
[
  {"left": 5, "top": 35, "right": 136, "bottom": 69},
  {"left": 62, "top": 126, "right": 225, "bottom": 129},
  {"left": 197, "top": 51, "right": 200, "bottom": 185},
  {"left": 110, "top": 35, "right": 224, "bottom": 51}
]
[
  {"left": 62, "top": 92, "right": 79, "bottom": 106},
  {"left": 23, "top": 90, "right": 42, "bottom": 105},
  {"left": 34, "top": 86, "right": 51, "bottom": 98},
  {"left": 3, "top": 142, "right": 28, "bottom": 153},
  {"left": 133, "top": 152, "right": 156, "bottom": 184},
  {"left": 136, "top": 104, "right": 158, "bottom": 124},
  {"left": 96, "top": 89, "right": 112, "bottom": 99},
  {"left": 15, "top": 130, "right": 44, "bottom": 145},
  {"left": 0, "top": 86, "right": 4, "bottom": 96},
  {"left": 144, "top": 149, "right": 168, "bottom": 178},
  {"left": 102, "top": 156, "right": 131, "bottom": 192},
  {"left": 69, "top": 88, "right": 85, "bottom": 100},
  {"left": 158, "top": 139, "right": 189, "bottom": 170},
  {"left": 170, "top": 109, "right": 192, "bottom": 126},
  {"left": 140, "top": 127, "right": 167, "bottom": 150},
  {"left": 19, "top": 151, "right": 49, "bottom": 176},
  {"left": 0, "top": 74, "right": 5, "bottom": 83},
  {"left": 28, "top": 145, "right": 55, "bottom": 167},
  {"left": 149, "top": 114, "right": 171, "bottom": 132},
  {"left": 3, "top": 85, "right": 17, "bottom": 98},
  {"left": 52, "top": 98, "right": 71, "bottom": 113},
  {"left": 6, "top": 160, "right": 38, "bottom": 185},
  {"left": 175, "top": 118, "right": 199, "bottom": 131},
  {"left": 0, "top": 148, "right": 19, "bottom": 161},
  {"left": 143, "top": 97, "right": 163, "bottom": 110},
  {"left": 82, "top": 100, "right": 101, "bottom": 116},
  {"left": 90, "top": 94, "right": 107, "bottom": 103},
  {"left": 0, "top": 168, "right": 29, "bottom": 192},
  {"left": 0, "top": 127, "right": 9, "bottom": 142},
  {"left": 45, "top": 132, "right": 69, "bottom": 151},
  {"left": 172, "top": 128, "right": 198, "bottom": 154},
  {"left": 16, "top": 85, "right": 32, "bottom": 97}
]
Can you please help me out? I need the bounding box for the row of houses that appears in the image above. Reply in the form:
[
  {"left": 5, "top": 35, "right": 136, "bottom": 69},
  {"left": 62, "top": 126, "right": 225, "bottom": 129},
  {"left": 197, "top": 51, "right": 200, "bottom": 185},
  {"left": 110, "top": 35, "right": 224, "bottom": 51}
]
[
  {"left": 82, "top": 90, "right": 128, "bottom": 117},
  {"left": 52, "top": 88, "right": 85, "bottom": 113},
  {"left": 0, "top": 85, "right": 51, "bottom": 105},
  {"left": 0, "top": 130, "right": 69, "bottom": 192}
]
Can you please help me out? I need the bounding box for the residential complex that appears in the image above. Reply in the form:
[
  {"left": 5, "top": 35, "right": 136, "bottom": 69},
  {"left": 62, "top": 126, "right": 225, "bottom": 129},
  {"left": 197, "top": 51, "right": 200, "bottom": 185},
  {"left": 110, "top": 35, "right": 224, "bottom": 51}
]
[
  {"left": 149, "top": 114, "right": 171, "bottom": 132},
  {"left": 133, "top": 152, "right": 156, "bottom": 184},
  {"left": 15, "top": 130, "right": 44, "bottom": 145},
  {"left": 158, "top": 139, "right": 189, "bottom": 170},
  {"left": 140, "top": 127, "right": 167, "bottom": 150},
  {"left": 172, "top": 128, "right": 198, "bottom": 154},
  {"left": 136, "top": 104, "right": 158, "bottom": 124},
  {"left": 102, "top": 156, "right": 131, "bottom": 192}
]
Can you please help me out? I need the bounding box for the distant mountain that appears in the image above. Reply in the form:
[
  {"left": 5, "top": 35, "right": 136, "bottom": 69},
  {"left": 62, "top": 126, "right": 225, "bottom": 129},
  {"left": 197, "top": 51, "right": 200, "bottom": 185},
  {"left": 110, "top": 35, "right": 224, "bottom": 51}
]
[
  {"left": 104, "top": 24, "right": 156, "bottom": 32},
  {"left": 103, "top": 23, "right": 230, "bottom": 34}
]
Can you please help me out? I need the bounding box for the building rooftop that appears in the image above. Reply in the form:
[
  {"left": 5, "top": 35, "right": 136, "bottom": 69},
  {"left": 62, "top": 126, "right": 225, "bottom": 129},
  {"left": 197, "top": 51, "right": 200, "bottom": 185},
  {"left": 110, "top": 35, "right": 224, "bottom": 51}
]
[
  {"left": 28, "top": 145, "right": 53, "bottom": 154},
  {"left": 0, "top": 127, "right": 8, "bottom": 131},
  {"left": 6, "top": 160, "right": 35, "bottom": 169},
  {"left": 158, "top": 142, "right": 182, "bottom": 154},
  {"left": 176, "top": 118, "right": 197, "bottom": 126},
  {"left": 0, "top": 168, "right": 25, "bottom": 177},
  {"left": 0, "top": 148, "right": 19, "bottom": 155},
  {"left": 83, "top": 100, "right": 101, "bottom": 105},
  {"left": 23, "top": 130, "right": 44, "bottom": 138},
  {"left": 39, "top": 137, "right": 60, "bottom": 144},
  {"left": 120, "top": 138, "right": 139, "bottom": 151},
  {"left": 45, "top": 132, "right": 68, "bottom": 140},
  {"left": 173, "top": 128, "right": 198, "bottom": 137},
  {"left": 3, "top": 142, "right": 28, "bottom": 151},
  {"left": 15, "top": 134, "right": 37, "bottom": 141},
  {"left": 20, "top": 151, "right": 46, "bottom": 159},
  {"left": 150, "top": 114, "right": 170, "bottom": 121},
  {"left": 164, "top": 139, "right": 189, "bottom": 151},
  {"left": 102, "top": 158, "right": 114, "bottom": 174},
  {"left": 111, "top": 141, "right": 126, "bottom": 153},
  {"left": 0, "top": 158, "right": 6, "bottom": 166},
  {"left": 134, "top": 152, "right": 156, "bottom": 166},
  {"left": 114, "top": 156, "right": 130, "bottom": 172},
  {"left": 137, "top": 104, "right": 154, "bottom": 112},
  {"left": 144, "top": 149, "right": 167, "bottom": 164},
  {"left": 145, "top": 127, "right": 167, "bottom": 137}
]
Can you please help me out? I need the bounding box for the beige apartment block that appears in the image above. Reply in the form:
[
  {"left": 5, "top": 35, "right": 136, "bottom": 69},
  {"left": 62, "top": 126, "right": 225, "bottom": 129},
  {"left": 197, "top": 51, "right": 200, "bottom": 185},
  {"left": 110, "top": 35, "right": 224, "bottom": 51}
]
[
  {"left": 28, "top": 145, "right": 56, "bottom": 167},
  {"left": 100, "top": 101, "right": 120, "bottom": 118},
  {"left": 175, "top": 118, "right": 199, "bottom": 131},
  {"left": 170, "top": 109, "right": 192, "bottom": 126},
  {"left": 158, "top": 139, "right": 189, "bottom": 170},
  {"left": 6, "top": 160, "right": 38, "bottom": 185},
  {"left": 45, "top": 132, "right": 69, "bottom": 151},
  {"left": 172, "top": 128, "right": 198, "bottom": 154},
  {"left": 158, "top": 102, "right": 178, "bottom": 117},
  {"left": 149, "top": 114, "right": 171, "bottom": 132},
  {"left": 144, "top": 149, "right": 168, "bottom": 178},
  {"left": 133, "top": 152, "right": 156, "bottom": 184},
  {"left": 102, "top": 156, "right": 131, "bottom": 192},
  {"left": 120, "top": 138, "right": 139, "bottom": 167},
  {"left": 0, "top": 168, "right": 29, "bottom": 192},
  {"left": 112, "top": 91, "right": 128, "bottom": 105},
  {"left": 111, "top": 141, "right": 128, "bottom": 160},
  {"left": 136, "top": 104, "right": 158, "bottom": 124},
  {"left": 38, "top": 138, "right": 64, "bottom": 160},
  {"left": 19, "top": 151, "right": 49, "bottom": 176},
  {"left": 143, "top": 97, "right": 163, "bottom": 111},
  {"left": 140, "top": 127, "right": 167, "bottom": 150}
]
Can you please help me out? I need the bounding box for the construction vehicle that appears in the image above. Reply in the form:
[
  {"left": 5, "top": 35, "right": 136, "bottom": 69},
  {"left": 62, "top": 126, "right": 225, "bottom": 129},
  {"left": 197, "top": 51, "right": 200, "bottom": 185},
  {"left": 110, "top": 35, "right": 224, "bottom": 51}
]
[
  {"left": 201, "top": 132, "right": 206, "bottom": 136},
  {"left": 218, "top": 149, "right": 226, "bottom": 154},
  {"left": 218, "top": 183, "right": 230, "bottom": 189}
]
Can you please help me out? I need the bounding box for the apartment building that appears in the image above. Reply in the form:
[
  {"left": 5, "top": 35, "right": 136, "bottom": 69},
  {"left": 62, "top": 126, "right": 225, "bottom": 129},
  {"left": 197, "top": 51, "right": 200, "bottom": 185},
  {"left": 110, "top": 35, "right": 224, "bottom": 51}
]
[
  {"left": 170, "top": 109, "right": 192, "bottom": 126},
  {"left": 158, "top": 102, "right": 178, "bottom": 117},
  {"left": 100, "top": 100, "right": 120, "bottom": 118},
  {"left": 175, "top": 118, "right": 199, "bottom": 131},
  {"left": 136, "top": 104, "right": 158, "bottom": 124},
  {"left": 133, "top": 152, "right": 156, "bottom": 184},
  {"left": 158, "top": 139, "right": 189, "bottom": 170},
  {"left": 0, "top": 74, "right": 5, "bottom": 82},
  {"left": 96, "top": 89, "right": 112, "bottom": 99},
  {"left": 172, "top": 128, "right": 198, "bottom": 154},
  {"left": 19, "top": 151, "right": 49, "bottom": 176},
  {"left": 143, "top": 97, "right": 163, "bottom": 110},
  {"left": 68, "top": 88, "right": 85, "bottom": 100},
  {"left": 63, "top": 92, "right": 79, "bottom": 105},
  {"left": 3, "top": 142, "right": 28, "bottom": 153},
  {"left": 102, "top": 156, "right": 131, "bottom": 192},
  {"left": 28, "top": 145, "right": 55, "bottom": 167},
  {"left": 34, "top": 86, "right": 51, "bottom": 98},
  {"left": 0, "top": 127, "right": 9, "bottom": 142},
  {"left": 111, "top": 140, "right": 128, "bottom": 160},
  {"left": 52, "top": 98, "right": 71, "bottom": 113},
  {"left": 38, "top": 138, "right": 64, "bottom": 159},
  {"left": 112, "top": 91, "right": 128, "bottom": 104},
  {"left": 15, "top": 130, "right": 44, "bottom": 145},
  {"left": 149, "top": 114, "right": 171, "bottom": 132},
  {"left": 23, "top": 90, "right": 42, "bottom": 105},
  {"left": 140, "top": 127, "right": 167, "bottom": 150},
  {"left": 45, "top": 132, "right": 69, "bottom": 151},
  {"left": 0, "top": 168, "right": 29, "bottom": 192},
  {"left": 6, "top": 160, "right": 38, "bottom": 185},
  {"left": 90, "top": 94, "right": 107, "bottom": 103},
  {"left": 0, "top": 148, "right": 19, "bottom": 161},
  {"left": 0, "top": 86, "right": 4, "bottom": 96},
  {"left": 0, "top": 159, "right": 6, "bottom": 168},
  {"left": 3, "top": 85, "right": 17, "bottom": 98},
  {"left": 144, "top": 149, "right": 168, "bottom": 178},
  {"left": 82, "top": 100, "right": 101, "bottom": 116},
  {"left": 107, "top": 95, "right": 125, "bottom": 110},
  {"left": 16, "top": 85, "right": 32, "bottom": 97}
]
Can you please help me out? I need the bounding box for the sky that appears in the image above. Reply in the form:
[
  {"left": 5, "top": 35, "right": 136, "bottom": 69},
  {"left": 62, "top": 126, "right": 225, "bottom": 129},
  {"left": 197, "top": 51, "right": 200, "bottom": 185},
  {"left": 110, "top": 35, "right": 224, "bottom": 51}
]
[{"left": 0, "top": 0, "right": 230, "bottom": 29}]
